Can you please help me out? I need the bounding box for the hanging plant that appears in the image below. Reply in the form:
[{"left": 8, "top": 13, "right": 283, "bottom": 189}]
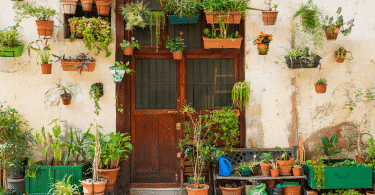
[
  {"left": 231, "top": 81, "right": 250, "bottom": 111},
  {"left": 149, "top": 11, "right": 165, "bottom": 52}
]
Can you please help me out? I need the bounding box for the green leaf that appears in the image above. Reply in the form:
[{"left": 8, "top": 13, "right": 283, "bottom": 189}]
[
  {"left": 321, "top": 137, "right": 328, "bottom": 146},
  {"left": 330, "top": 134, "right": 338, "bottom": 145},
  {"left": 52, "top": 125, "right": 61, "bottom": 138}
]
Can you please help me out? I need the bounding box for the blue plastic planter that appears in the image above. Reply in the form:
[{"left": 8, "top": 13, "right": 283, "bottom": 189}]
[{"left": 167, "top": 14, "right": 200, "bottom": 24}]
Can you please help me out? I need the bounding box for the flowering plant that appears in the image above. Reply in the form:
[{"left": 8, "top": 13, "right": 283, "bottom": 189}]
[
  {"left": 253, "top": 31, "right": 273, "bottom": 46},
  {"left": 120, "top": 37, "right": 140, "bottom": 50}
]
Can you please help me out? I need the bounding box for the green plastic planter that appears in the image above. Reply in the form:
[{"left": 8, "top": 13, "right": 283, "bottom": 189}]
[
  {"left": 240, "top": 168, "right": 252, "bottom": 176},
  {"left": 0, "top": 45, "right": 24, "bottom": 57},
  {"left": 305, "top": 159, "right": 372, "bottom": 189},
  {"left": 25, "top": 162, "right": 91, "bottom": 195}
]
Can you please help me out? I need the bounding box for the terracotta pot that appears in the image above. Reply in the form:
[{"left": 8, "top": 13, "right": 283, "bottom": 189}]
[
  {"left": 252, "top": 168, "right": 258, "bottom": 176},
  {"left": 219, "top": 184, "right": 243, "bottom": 195},
  {"left": 186, "top": 184, "right": 209, "bottom": 195},
  {"left": 315, "top": 84, "right": 327, "bottom": 93},
  {"left": 276, "top": 158, "right": 293, "bottom": 176},
  {"left": 367, "top": 191, "right": 375, "bottom": 195},
  {"left": 68, "top": 20, "right": 83, "bottom": 38},
  {"left": 257, "top": 44, "right": 269, "bottom": 55},
  {"left": 173, "top": 51, "right": 183, "bottom": 60},
  {"left": 325, "top": 26, "right": 340, "bottom": 40},
  {"left": 355, "top": 155, "right": 367, "bottom": 163},
  {"left": 61, "top": 93, "right": 72, "bottom": 105},
  {"left": 267, "top": 180, "right": 276, "bottom": 188},
  {"left": 81, "top": 178, "right": 108, "bottom": 195},
  {"left": 123, "top": 46, "right": 133, "bottom": 55},
  {"left": 204, "top": 11, "right": 243, "bottom": 24},
  {"left": 61, "top": 60, "right": 96, "bottom": 72},
  {"left": 98, "top": 167, "right": 120, "bottom": 191},
  {"left": 61, "top": 0, "right": 78, "bottom": 15},
  {"left": 335, "top": 51, "right": 347, "bottom": 63},
  {"left": 260, "top": 162, "right": 272, "bottom": 177},
  {"left": 202, "top": 36, "right": 243, "bottom": 49},
  {"left": 284, "top": 185, "right": 301, "bottom": 195},
  {"left": 292, "top": 167, "right": 302, "bottom": 176},
  {"left": 306, "top": 190, "right": 318, "bottom": 195},
  {"left": 81, "top": 0, "right": 94, "bottom": 12},
  {"left": 261, "top": 11, "right": 278, "bottom": 25},
  {"left": 96, "top": 0, "right": 111, "bottom": 16},
  {"left": 35, "top": 21, "right": 54, "bottom": 36},
  {"left": 270, "top": 169, "right": 279, "bottom": 177},
  {"left": 41, "top": 64, "right": 52, "bottom": 74}
]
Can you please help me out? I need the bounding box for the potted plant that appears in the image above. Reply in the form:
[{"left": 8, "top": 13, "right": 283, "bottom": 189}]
[
  {"left": 292, "top": 162, "right": 302, "bottom": 176},
  {"left": 90, "top": 83, "right": 104, "bottom": 116},
  {"left": 45, "top": 84, "right": 74, "bottom": 106},
  {"left": 253, "top": 31, "right": 273, "bottom": 55},
  {"left": 275, "top": 146, "right": 293, "bottom": 176},
  {"left": 282, "top": 46, "right": 322, "bottom": 69},
  {"left": 203, "top": 19, "right": 243, "bottom": 49},
  {"left": 219, "top": 182, "right": 243, "bottom": 195},
  {"left": 261, "top": 0, "right": 278, "bottom": 25},
  {"left": 81, "top": 0, "right": 94, "bottom": 12},
  {"left": 14, "top": 2, "right": 58, "bottom": 37},
  {"left": 160, "top": 0, "right": 202, "bottom": 24},
  {"left": 260, "top": 152, "right": 272, "bottom": 177},
  {"left": 233, "top": 162, "right": 252, "bottom": 176},
  {"left": 27, "top": 40, "right": 54, "bottom": 74},
  {"left": 68, "top": 17, "right": 84, "bottom": 39},
  {"left": 109, "top": 61, "right": 134, "bottom": 83},
  {"left": 120, "top": 37, "right": 141, "bottom": 55},
  {"left": 0, "top": 104, "right": 34, "bottom": 195},
  {"left": 0, "top": 25, "right": 24, "bottom": 58},
  {"left": 270, "top": 160, "right": 279, "bottom": 177},
  {"left": 335, "top": 47, "right": 353, "bottom": 63},
  {"left": 166, "top": 33, "right": 186, "bottom": 60},
  {"left": 54, "top": 53, "right": 96, "bottom": 74},
  {"left": 96, "top": 0, "right": 112, "bottom": 15},
  {"left": 49, "top": 174, "right": 80, "bottom": 195},
  {"left": 86, "top": 132, "right": 132, "bottom": 192},
  {"left": 60, "top": 0, "right": 79, "bottom": 15},
  {"left": 120, "top": 2, "right": 150, "bottom": 31},
  {"left": 314, "top": 78, "right": 327, "bottom": 94},
  {"left": 70, "top": 17, "right": 113, "bottom": 57},
  {"left": 322, "top": 7, "right": 355, "bottom": 40},
  {"left": 212, "top": 107, "right": 240, "bottom": 151},
  {"left": 231, "top": 81, "right": 250, "bottom": 111}
]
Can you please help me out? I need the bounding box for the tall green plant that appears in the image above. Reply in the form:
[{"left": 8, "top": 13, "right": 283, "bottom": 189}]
[
  {"left": 231, "top": 81, "right": 250, "bottom": 111},
  {"left": 48, "top": 174, "right": 80, "bottom": 195},
  {"left": 27, "top": 40, "right": 53, "bottom": 65},
  {"left": 316, "top": 134, "right": 341, "bottom": 166},
  {"left": 212, "top": 107, "right": 239, "bottom": 151},
  {"left": 42, "top": 119, "right": 65, "bottom": 166},
  {"left": 62, "top": 127, "right": 87, "bottom": 165}
]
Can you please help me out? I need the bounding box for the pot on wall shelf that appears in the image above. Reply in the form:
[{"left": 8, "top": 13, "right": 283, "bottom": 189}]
[
  {"left": 96, "top": 0, "right": 112, "bottom": 16},
  {"left": 261, "top": 11, "right": 278, "bottom": 25},
  {"left": 292, "top": 167, "right": 302, "bottom": 176},
  {"left": 202, "top": 36, "right": 243, "bottom": 49},
  {"left": 325, "top": 26, "right": 340, "bottom": 40},
  {"left": 204, "top": 11, "right": 243, "bottom": 24},
  {"left": 60, "top": 0, "right": 78, "bottom": 15},
  {"left": 109, "top": 66, "right": 127, "bottom": 83},
  {"left": 257, "top": 44, "right": 269, "bottom": 55},
  {"left": 35, "top": 21, "right": 54, "bottom": 36},
  {"left": 270, "top": 169, "right": 279, "bottom": 177},
  {"left": 80, "top": 0, "right": 94, "bottom": 12},
  {"left": 173, "top": 51, "right": 183, "bottom": 60},
  {"left": 260, "top": 162, "right": 272, "bottom": 176},
  {"left": 335, "top": 51, "right": 346, "bottom": 63}
]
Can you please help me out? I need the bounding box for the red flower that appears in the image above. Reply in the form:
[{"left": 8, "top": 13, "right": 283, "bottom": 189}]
[{"left": 180, "top": 31, "right": 183, "bottom": 35}]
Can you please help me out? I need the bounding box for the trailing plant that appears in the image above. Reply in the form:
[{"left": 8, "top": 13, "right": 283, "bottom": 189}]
[
  {"left": 306, "top": 155, "right": 325, "bottom": 189},
  {"left": 275, "top": 146, "right": 290, "bottom": 161},
  {"left": 322, "top": 189, "right": 362, "bottom": 195},
  {"left": 335, "top": 47, "right": 353, "bottom": 61},
  {"left": 53, "top": 53, "right": 95, "bottom": 74},
  {"left": 0, "top": 25, "right": 22, "bottom": 49},
  {"left": 260, "top": 152, "right": 272, "bottom": 163},
  {"left": 160, "top": 0, "right": 203, "bottom": 17},
  {"left": 345, "top": 87, "right": 375, "bottom": 111},
  {"left": 264, "top": 0, "right": 277, "bottom": 11},
  {"left": 62, "top": 127, "right": 87, "bottom": 165},
  {"left": 203, "top": 18, "right": 240, "bottom": 39},
  {"left": 48, "top": 174, "right": 80, "bottom": 195},
  {"left": 315, "top": 78, "right": 327, "bottom": 85},
  {"left": 27, "top": 39, "right": 53, "bottom": 65},
  {"left": 231, "top": 81, "right": 250, "bottom": 111},
  {"left": 253, "top": 31, "right": 273, "bottom": 46},
  {"left": 14, "top": 2, "right": 58, "bottom": 22},
  {"left": 120, "top": 1, "right": 150, "bottom": 31},
  {"left": 120, "top": 37, "right": 141, "bottom": 50},
  {"left": 280, "top": 46, "right": 319, "bottom": 67},
  {"left": 90, "top": 84, "right": 102, "bottom": 116},
  {"left": 316, "top": 134, "right": 341, "bottom": 166},
  {"left": 149, "top": 11, "right": 166, "bottom": 52},
  {"left": 322, "top": 7, "right": 355, "bottom": 36},
  {"left": 166, "top": 36, "right": 186, "bottom": 53},
  {"left": 212, "top": 107, "right": 239, "bottom": 151}
]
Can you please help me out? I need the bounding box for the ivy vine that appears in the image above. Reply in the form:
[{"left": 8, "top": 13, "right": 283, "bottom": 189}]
[{"left": 149, "top": 11, "right": 165, "bottom": 52}]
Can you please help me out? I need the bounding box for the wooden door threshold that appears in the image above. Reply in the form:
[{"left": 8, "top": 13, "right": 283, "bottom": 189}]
[{"left": 131, "top": 183, "right": 181, "bottom": 188}]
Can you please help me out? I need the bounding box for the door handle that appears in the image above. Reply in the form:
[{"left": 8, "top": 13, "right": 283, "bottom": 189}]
[{"left": 168, "top": 111, "right": 178, "bottom": 113}]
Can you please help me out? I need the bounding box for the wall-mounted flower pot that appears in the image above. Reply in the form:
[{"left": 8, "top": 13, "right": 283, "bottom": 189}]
[
  {"left": 335, "top": 51, "right": 346, "bottom": 63},
  {"left": 172, "top": 51, "right": 183, "bottom": 60},
  {"left": 123, "top": 46, "right": 133, "bottom": 55},
  {"left": 0, "top": 45, "right": 24, "bottom": 57},
  {"left": 41, "top": 64, "right": 52, "bottom": 74},
  {"left": 261, "top": 11, "right": 278, "bottom": 25},
  {"left": 80, "top": 0, "right": 94, "bottom": 12},
  {"left": 204, "top": 11, "right": 243, "bottom": 24},
  {"left": 61, "top": 93, "right": 72, "bottom": 105},
  {"left": 325, "top": 26, "right": 340, "bottom": 40},
  {"left": 35, "top": 21, "right": 54, "bottom": 36},
  {"left": 202, "top": 36, "right": 243, "bottom": 49},
  {"left": 91, "top": 83, "right": 104, "bottom": 97},
  {"left": 109, "top": 66, "right": 126, "bottom": 83},
  {"left": 285, "top": 56, "right": 322, "bottom": 69},
  {"left": 315, "top": 84, "right": 327, "bottom": 93},
  {"left": 61, "top": 60, "right": 96, "bottom": 72},
  {"left": 257, "top": 44, "right": 269, "bottom": 55},
  {"left": 96, "top": 0, "right": 111, "bottom": 16},
  {"left": 98, "top": 167, "right": 120, "bottom": 191},
  {"left": 167, "top": 13, "right": 200, "bottom": 24},
  {"left": 61, "top": 0, "right": 78, "bottom": 15}
]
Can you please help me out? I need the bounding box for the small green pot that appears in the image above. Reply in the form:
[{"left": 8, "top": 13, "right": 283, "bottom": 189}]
[
  {"left": 0, "top": 45, "right": 24, "bottom": 57},
  {"left": 240, "top": 168, "right": 252, "bottom": 176}
]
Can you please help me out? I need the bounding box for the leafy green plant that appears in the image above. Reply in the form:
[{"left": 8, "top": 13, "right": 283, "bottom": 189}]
[
  {"left": 203, "top": 0, "right": 258, "bottom": 16},
  {"left": 275, "top": 146, "right": 290, "bottom": 161},
  {"left": 25, "top": 161, "right": 39, "bottom": 179},
  {"left": 322, "top": 189, "right": 362, "bottom": 195},
  {"left": 120, "top": 1, "right": 150, "bottom": 31},
  {"left": 322, "top": 7, "right": 355, "bottom": 36},
  {"left": 306, "top": 155, "right": 325, "bottom": 189},
  {"left": 48, "top": 174, "right": 80, "bottom": 195},
  {"left": 335, "top": 47, "right": 353, "bottom": 61},
  {"left": 45, "top": 84, "right": 74, "bottom": 102},
  {"left": 203, "top": 18, "right": 240, "bottom": 39},
  {"left": 90, "top": 84, "right": 102, "bottom": 116},
  {"left": 260, "top": 152, "right": 272, "bottom": 163},
  {"left": 120, "top": 37, "right": 141, "bottom": 50},
  {"left": 27, "top": 40, "right": 53, "bottom": 65},
  {"left": 62, "top": 127, "right": 87, "bottom": 165},
  {"left": 280, "top": 46, "right": 319, "bottom": 68},
  {"left": 166, "top": 36, "right": 186, "bottom": 53},
  {"left": 0, "top": 25, "right": 22, "bottom": 49},
  {"left": 233, "top": 161, "right": 253, "bottom": 175},
  {"left": 14, "top": 2, "right": 58, "bottom": 22},
  {"left": 160, "top": 0, "right": 203, "bottom": 17},
  {"left": 345, "top": 87, "right": 375, "bottom": 111},
  {"left": 316, "top": 134, "right": 341, "bottom": 166},
  {"left": 70, "top": 17, "right": 113, "bottom": 57},
  {"left": 212, "top": 107, "right": 239, "bottom": 151},
  {"left": 315, "top": 78, "right": 327, "bottom": 85},
  {"left": 332, "top": 160, "right": 364, "bottom": 167},
  {"left": 42, "top": 119, "right": 65, "bottom": 166},
  {"left": 231, "top": 81, "right": 250, "bottom": 111}
]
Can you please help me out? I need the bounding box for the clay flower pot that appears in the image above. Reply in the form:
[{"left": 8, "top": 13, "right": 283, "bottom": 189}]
[
  {"left": 252, "top": 168, "right": 258, "bottom": 176},
  {"left": 276, "top": 158, "right": 293, "bottom": 176},
  {"left": 96, "top": 0, "right": 111, "bottom": 16},
  {"left": 35, "top": 21, "right": 54, "bottom": 36},
  {"left": 123, "top": 46, "right": 133, "bottom": 55},
  {"left": 284, "top": 185, "right": 301, "bottom": 195},
  {"left": 219, "top": 184, "right": 243, "bottom": 195},
  {"left": 204, "top": 11, "right": 243, "bottom": 24},
  {"left": 61, "top": 0, "right": 78, "bottom": 15},
  {"left": 61, "top": 93, "right": 72, "bottom": 105},
  {"left": 202, "top": 36, "right": 243, "bottom": 49},
  {"left": 367, "top": 191, "right": 375, "bottom": 195},
  {"left": 186, "top": 184, "right": 209, "bottom": 195},
  {"left": 325, "top": 26, "right": 340, "bottom": 40},
  {"left": 173, "top": 51, "right": 183, "bottom": 60},
  {"left": 257, "top": 44, "right": 269, "bottom": 55},
  {"left": 292, "top": 167, "right": 302, "bottom": 176},
  {"left": 270, "top": 169, "right": 279, "bottom": 177},
  {"left": 261, "top": 11, "right": 278, "bottom": 25},
  {"left": 81, "top": 0, "right": 94, "bottom": 12},
  {"left": 315, "top": 84, "right": 327, "bottom": 93},
  {"left": 267, "top": 180, "right": 276, "bottom": 188},
  {"left": 41, "top": 64, "right": 52, "bottom": 74},
  {"left": 260, "top": 162, "right": 272, "bottom": 177},
  {"left": 355, "top": 155, "right": 367, "bottom": 163},
  {"left": 335, "top": 51, "right": 347, "bottom": 63},
  {"left": 81, "top": 177, "right": 108, "bottom": 195},
  {"left": 98, "top": 167, "right": 120, "bottom": 191}
]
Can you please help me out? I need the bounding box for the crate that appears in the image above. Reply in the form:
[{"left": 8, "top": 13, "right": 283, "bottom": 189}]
[
  {"left": 305, "top": 159, "right": 372, "bottom": 189},
  {"left": 25, "top": 162, "right": 91, "bottom": 195}
]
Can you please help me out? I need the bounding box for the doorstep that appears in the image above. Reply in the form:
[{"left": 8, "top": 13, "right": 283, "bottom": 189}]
[{"left": 130, "top": 188, "right": 188, "bottom": 195}]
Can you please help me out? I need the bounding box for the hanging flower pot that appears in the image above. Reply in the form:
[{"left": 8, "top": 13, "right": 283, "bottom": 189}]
[
  {"left": 96, "top": 0, "right": 111, "bottom": 16},
  {"left": 204, "top": 11, "right": 243, "bottom": 24},
  {"left": 186, "top": 184, "right": 209, "bottom": 195},
  {"left": 123, "top": 46, "right": 133, "bottom": 55},
  {"left": 315, "top": 78, "right": 327, "bottom": 93},
  {"left": 0, "top": 45, "right": 24, "bottom": 57},
  {"left": 41, "top": 63, "right": 52, "bottom": 74},
  {"left": 261, "top": 11, "right": 279, "bottom": 25},
  {"left": 61, "top": 60, "right": 96, "bottom": 72},
  {"left": 257, "top": 44, "right": 269, "bottom": 55},
  {"left": 325, "top": 26, "right": 340, "bottom": 40},
  {"left": 60, "top": 0, "right": 78, "bottom": 15},
  {"left": 202, "top": 36, "right": 243, "bottom": 49},
  {"left": 335, "top": 51, "right": 347, "bottom": 63},
  {"left": 98, "top": 167, "right": 120, "bottom": 191},
  {"left": 61, "top": 93, "right": 72, "bottom": 105},
  {"left": 254, "top": 32, "right": 272, "bottom": 55},
  {"left": 81, "top": 0, "right": 94, "bottom": 12},
  {"left": 35, "top": 21, "right": 54, "bottom": 36},
  {"left": 109, "top": 66, "right": 126, "bottom": 83},
  {"left": 173, "top": 51, "right": 183, "bottom": 60}
]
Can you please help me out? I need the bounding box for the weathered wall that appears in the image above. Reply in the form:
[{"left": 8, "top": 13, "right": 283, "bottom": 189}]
[{"left": 245, "top": 0, "right": 375, "bottom": 158}]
